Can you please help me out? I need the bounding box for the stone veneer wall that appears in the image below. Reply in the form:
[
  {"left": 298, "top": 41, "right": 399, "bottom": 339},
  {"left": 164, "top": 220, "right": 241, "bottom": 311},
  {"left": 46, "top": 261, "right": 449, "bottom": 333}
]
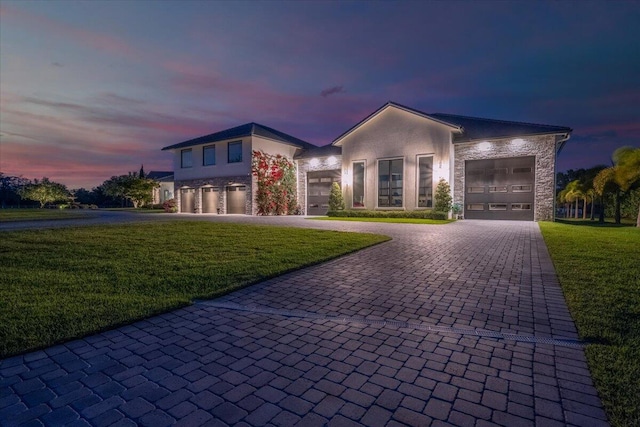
[
  {"left": 296, "top": 157, "right": 343, "bottom": 215},
  {"left": 453, "top": 135, "right": 557, "bottom": 221},
  {"left": 174, "top": 175, "right": 252, "bottom": 214}
]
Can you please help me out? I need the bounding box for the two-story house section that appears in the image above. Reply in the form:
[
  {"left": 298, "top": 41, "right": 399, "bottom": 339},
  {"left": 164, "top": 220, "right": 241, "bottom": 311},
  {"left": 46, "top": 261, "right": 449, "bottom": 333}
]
[{"left": 162, "top": 123, "right": 315, "bottom": 214}]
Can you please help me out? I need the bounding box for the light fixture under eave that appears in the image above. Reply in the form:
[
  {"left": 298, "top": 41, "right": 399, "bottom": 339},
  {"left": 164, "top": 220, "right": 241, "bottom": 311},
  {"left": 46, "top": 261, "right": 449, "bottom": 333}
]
[
  {"left": 478, "top": 141, "right": 491, "bottom": 151},
  {"left": 327, "top": 156, "right": 337, "bottom": 166},
  {"left": 309, "top": 158, "right": 320, "bottom": 167},
  {"left": 511, "top": 138, "right": 525, "bottom": 147}
]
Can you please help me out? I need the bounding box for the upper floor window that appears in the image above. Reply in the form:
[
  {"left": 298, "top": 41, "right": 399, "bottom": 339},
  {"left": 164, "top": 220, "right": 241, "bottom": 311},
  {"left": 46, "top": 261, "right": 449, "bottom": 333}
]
[
  {"left": 181, "top": 149, "right": 192, "bottom": 168},
  {"left": 228, "top": 141, "right": 242, "bottom": 163},
  {"left": 378, "top": 158, "right": 403, "bottom": 208},
  {"left": 203, "top": 145, "right": 216, "bottom": 166}
]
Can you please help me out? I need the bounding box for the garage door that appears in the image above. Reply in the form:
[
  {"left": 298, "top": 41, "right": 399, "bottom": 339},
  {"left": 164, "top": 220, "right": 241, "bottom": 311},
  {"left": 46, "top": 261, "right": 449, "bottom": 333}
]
[
  {"left": 226, "top": 186, "right": 246, "bottom": 214},
  {"left": 180, "top": 188, "right": 195, "bottom": 213},
  {"left": 465, "top": 157, "right": 535, "bottom": 220},
  {"left": 202, "top": 187, "right": 219, "bottom": 214},
  {"left": 307, "top": 170, "right": 341, "bottom": 215}
]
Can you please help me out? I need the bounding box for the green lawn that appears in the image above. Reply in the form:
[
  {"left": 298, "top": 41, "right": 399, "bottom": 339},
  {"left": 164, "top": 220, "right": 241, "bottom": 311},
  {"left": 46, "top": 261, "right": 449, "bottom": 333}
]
[
  {"left": 309, "top": 217, "right": 454, "bottom": 224},
  {"left": 0, "top": 209, "right": 89, "bottom": 222},
  {"left": 0, "top": 222, "right": 389, "bottom": 358},
  {"left": 539, "top": 221, "right": 640, "bottom": 426}
]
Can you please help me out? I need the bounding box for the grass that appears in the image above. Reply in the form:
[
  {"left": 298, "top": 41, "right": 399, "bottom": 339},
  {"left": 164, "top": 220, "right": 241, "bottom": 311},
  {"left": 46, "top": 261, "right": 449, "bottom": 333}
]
[
  {"left": 0, "top": 209, "right": 89, "bottom": 222},
  {"left": 555, "top": 217, "right": 637, "bottom": 227},
  {"left": 308, "top": 217, "right": 454, "bottom": 224},
  {"left": 539, "top": 221, "right": 640, "bottom": 426},
  {"left": 0, "top": 222, "right": 389, "bottom": 358}
]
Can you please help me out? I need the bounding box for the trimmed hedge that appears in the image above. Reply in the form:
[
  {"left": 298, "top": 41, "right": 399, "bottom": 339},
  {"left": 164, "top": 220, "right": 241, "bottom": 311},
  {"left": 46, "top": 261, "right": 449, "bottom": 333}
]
[{"left": 327, "top": 209, "right": 448, "bottom": 220}]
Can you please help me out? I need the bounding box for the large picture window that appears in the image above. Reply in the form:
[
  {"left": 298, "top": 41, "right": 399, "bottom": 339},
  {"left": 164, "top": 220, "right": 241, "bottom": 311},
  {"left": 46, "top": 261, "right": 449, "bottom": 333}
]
[
  {"left": 417, "top": 156, "right": 433, "bottom": 207},
  {"left": 181, "top": 149, "right": 192, "bottom": 168},
  {"left": 203, "top": 145, "right": 216, "bottom": 166},
  {"left": 352, "top": 162, "right": 365, "bottom": 208},
  {"left": 228, "top": 141, "right": 242, "bottom": 163},
  {"left": 378, "top": 159, "right": 403, "bottom": 207}
]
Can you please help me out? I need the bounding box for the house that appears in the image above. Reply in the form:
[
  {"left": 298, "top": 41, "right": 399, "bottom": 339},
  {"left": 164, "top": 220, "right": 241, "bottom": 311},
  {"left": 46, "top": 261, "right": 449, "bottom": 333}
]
[
  {"left": 146, "top": 171, "right": 174, "bottom": 205},
  {"left": 161, "top": 102, "right": 572, "bottom": 220}
]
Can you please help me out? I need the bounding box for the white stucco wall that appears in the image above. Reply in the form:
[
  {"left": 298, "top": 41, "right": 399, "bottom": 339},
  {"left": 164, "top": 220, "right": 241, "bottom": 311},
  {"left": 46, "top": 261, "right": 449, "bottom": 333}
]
[
  {"left": 337, "top": 106, "right": 454, "bottom": 210},
  {"left": 171, "top": 136, "right": 252, "bottom": 181}
]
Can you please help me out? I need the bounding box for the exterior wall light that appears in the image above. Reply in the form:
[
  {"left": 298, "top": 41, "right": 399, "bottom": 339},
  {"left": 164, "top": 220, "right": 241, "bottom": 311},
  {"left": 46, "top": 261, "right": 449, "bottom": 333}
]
[
  {"left": 511, "top": 138, "right": 525, "bottom": 148},
  {"left": 309, "top": 158, "right": 320, "bottom": 167},
  {"left": 478, "top": 141, "right": 491, "bottom": 151},
  {"left": 327, "top": 156, "right": 337, "bottom": 166},
  {"left": 342, "top": 169, "right": 351, "bottom": 187}
]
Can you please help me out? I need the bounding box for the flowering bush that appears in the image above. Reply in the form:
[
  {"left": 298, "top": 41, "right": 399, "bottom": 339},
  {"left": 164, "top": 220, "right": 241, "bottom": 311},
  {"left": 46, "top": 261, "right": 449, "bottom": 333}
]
[
  {"left": 162, "top": 198, "right": 177, "bottom": 213},
  {"left": 251, "top": 150, "right": 297, "bottom": 215}
]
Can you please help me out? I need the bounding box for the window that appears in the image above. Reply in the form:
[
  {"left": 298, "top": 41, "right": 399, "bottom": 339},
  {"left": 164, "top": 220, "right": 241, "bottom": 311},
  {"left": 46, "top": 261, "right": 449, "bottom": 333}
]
[
  {"left": 486, "top": 168, "right": 508, "bottom": 176},
  {"left": 203, "top": 145, "right": 216, "bottom": 166},
  {"left": 467, "top": 204, "right": 484, "bottom": 211},
  {"left": 513, "top": 167, "right": 532, "bottom": 173},
  {"left": 511, "top": 203, "right": 532, "bottom": 210},
  {"left": 512, "top": 184, "right": 532, "bottom": 192},
  {"left": 489, "top": 203, "right": 508, "bottom": 210},
  {"left": 489, "top": 186, "right": 508, "bottom": 193},
  {"left": 378, "top": 159, "right": 403, "bottom": 207},
  {"left": 181, "top": 149, "right": 192, "bottom": 168},
  {"left": 228, "top": 141, "right": 242, "bottom": 163},
  {"left": 467, "top": 187, "right": 485, "bottom": 193},
  {"left": 352, "top": 162, "right": 365, "bottom": 208},
  {"left": 417, "top": 156, "right": 433, "bottom": 207}
]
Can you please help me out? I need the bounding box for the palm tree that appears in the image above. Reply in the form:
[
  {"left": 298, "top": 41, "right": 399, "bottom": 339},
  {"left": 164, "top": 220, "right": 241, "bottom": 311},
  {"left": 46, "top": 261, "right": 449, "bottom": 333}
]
[
  {"left": 594, "top": 147, "right": 640, "bottom": 226},
  {"left": 564, "top": 180, "right": 584, "bottom": 219}
]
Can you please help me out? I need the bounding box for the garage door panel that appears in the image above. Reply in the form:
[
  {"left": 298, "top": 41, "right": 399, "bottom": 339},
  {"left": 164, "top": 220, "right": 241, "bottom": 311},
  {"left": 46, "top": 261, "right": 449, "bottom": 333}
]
[
  {"left": 465, "top": 157, "right": 534, "bottom": 221},
  {"left": 307, "top": 170, "right": 340, "bottom": 215}
]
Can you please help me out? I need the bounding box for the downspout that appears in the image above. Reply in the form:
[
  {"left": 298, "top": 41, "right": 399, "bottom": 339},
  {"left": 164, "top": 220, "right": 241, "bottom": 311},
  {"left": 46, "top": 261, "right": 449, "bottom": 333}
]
[{"left": 553, "top": 133, "right": 571, "bottom": 221}]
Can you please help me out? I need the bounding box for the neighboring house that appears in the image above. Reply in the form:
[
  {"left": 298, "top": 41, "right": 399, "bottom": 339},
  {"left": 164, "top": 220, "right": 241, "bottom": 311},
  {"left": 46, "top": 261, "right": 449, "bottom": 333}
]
[
  {"left": 161, "top": 102, "right": 572, "bottom": 220},
  {"left": 146, "top": 171, "right": 174, "bottom": 205}
]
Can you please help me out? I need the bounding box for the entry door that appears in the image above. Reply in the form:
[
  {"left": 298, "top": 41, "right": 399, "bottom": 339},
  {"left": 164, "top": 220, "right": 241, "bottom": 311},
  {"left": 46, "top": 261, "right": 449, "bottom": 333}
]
[
  {"left": 226, "top": 186, "right": 246, "bottom": 214},
  {"left": 180, "top": 188, "right": 195, "bottom": 213},
  {"left": 307, "top": 170, "right": 341, "bottom": 215},
  {"left": 465, "top": 157, "right": 535, "bottom": 220}
]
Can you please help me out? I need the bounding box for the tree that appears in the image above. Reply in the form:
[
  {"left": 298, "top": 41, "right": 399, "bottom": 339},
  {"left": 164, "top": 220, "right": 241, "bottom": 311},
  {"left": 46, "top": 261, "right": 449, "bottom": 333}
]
[
  {"left": 139, "top": 164, "right": 145, "bottom": 179},
  {"left": 102, "top": 173, "right": 159, "bottom": 208},
  {"left": 0, "top": 173, "right": 30, "bottom": 208},
  {"left": 328, "top": 182, "right": 345, "bottom": 211},
  {"left": 564, "top": 180, "right": 584, "bottom": 219},
  {"left": 594, "top": 146, "right": 640, "bottom": 225},
  {"left": 434, "top": 178, "right": 453, "bottom": 214},
  {"left": 18, "top": 177, "right": 69, "bottom": 208}
]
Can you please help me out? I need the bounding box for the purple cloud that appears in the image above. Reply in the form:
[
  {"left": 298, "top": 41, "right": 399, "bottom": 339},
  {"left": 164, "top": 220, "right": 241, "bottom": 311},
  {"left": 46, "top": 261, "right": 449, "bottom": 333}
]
[{"left": 321, "top": 86, "right": 346, "bottom": 98}]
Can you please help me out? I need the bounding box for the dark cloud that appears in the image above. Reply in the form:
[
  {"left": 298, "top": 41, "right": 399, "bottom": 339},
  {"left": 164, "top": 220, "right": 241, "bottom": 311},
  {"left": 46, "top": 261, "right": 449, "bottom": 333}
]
[{"left": 321, "top": 86, "right": 346, "bottom": 98}]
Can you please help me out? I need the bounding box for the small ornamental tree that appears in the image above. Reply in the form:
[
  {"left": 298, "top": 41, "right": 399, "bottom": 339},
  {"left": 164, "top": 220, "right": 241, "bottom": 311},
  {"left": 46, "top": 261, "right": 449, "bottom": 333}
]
[
  {"left": 328, "top": 182, "right": 345, "bottom": 211},
  {"left": 102, "top": 173, "right": 159, "bottom": 208},
  {"left": 18, "top": 177, "right": 69, "bottom": 208},
  {"left": 434, "top": 178, "right": 453, "bottom": 214},
  {"left": 251, "top": 150, "right": 297, "bottom": 215}
]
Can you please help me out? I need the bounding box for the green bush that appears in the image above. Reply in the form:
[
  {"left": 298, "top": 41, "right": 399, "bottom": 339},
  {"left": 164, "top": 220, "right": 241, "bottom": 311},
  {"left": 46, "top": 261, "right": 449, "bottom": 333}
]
[
  {"left": 434, "top": 178, "right": 453, "bottom": 213},
  {"left": 327, "top": 209, "right": 447, "bottom": 219},
  {"left": 328, "top": 182, "right": 345, "bottom": 211}
]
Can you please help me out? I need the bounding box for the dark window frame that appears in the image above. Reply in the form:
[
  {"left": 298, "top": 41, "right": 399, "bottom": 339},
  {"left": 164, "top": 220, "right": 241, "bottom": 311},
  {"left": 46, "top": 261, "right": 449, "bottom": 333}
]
[
  {"left": 203, "top": 145, "right": 216, "bottom": 166},
  {"left": 378, "top": 158, "right": 403, "bottom": 208},
  {"left": 352, "top": 161, "right": 365, "bottom": 208},
  {"left": 181, "top": 149, "right": 193, "bottom": 168},
  {"left": 228, "top": 141, "right": 242, "bottom": 163},
  {"left": 417, "top": 156, "right": 433, "bottom": 208}
]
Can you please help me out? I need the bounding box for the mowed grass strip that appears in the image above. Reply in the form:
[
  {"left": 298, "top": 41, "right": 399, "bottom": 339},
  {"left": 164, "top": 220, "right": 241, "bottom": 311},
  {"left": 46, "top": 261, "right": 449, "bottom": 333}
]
[
  {"left": 539, "top": 221, "right": 640, "bottom": 427},
  {"left": 0, "top": 222, "right": 389, "bottom": 358},
  {"left": 0, "top": 209, "right": 89, "bottom": 222},
  {"left": 308, "top": 217, "right": 453, "bottom": 224}
]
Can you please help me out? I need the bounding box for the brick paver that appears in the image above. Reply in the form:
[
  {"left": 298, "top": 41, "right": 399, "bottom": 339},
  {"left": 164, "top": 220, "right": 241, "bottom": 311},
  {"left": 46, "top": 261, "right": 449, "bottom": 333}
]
[{"left": 0, "top": 217, "right": 609, "bottom": 426}]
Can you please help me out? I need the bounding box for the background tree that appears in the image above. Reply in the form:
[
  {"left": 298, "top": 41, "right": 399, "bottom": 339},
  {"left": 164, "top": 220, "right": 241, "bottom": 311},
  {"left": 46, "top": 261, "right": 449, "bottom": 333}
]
[
  {"left": 434, "top": 178, "right": 453, "bottom": 214},
  {"left": 0, "top": 173, "right": 30, "bottom": 208},
  {"left": 102, "top": 173, "right": 158, "bottom": 208},
  {"left": 328, "top": 182, "right": 345, "bottom": 211},
  {"left": 594, "top": 146, "right": 640, "bottom": 225},
  {"left": 18, "top": 177, "right": 69, "bottom": 208}
]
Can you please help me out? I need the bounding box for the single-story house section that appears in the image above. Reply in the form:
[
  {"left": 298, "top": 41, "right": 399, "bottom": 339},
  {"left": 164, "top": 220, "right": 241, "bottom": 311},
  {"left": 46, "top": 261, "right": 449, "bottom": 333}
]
[
  {"left": 146, "top": 171, "right": 174, "bottom": 205},
  {"left": 161, "top": 102, "right": 572, "bottom": 220}
]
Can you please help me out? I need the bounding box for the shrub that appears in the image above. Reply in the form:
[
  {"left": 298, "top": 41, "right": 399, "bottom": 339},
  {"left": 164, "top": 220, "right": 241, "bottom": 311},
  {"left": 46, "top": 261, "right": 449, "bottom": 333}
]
[
  {"left": 328, "top": 182, "right": 345, "bottom": 211},
  {"left": 162, "top": 198, "right": 177, "bottom": 213},
  {"left": 434, "top": 179, "right": 452, "bottom": 213}
]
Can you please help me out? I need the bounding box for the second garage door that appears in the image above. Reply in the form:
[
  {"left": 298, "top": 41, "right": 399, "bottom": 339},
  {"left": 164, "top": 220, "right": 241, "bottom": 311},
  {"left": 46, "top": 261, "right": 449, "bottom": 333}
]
[
  {"left": 465, "top": 156, "right": 535, "bottom": 220},
  {"left": 307, "top": 170, "right": 341, "bottom": 215}
]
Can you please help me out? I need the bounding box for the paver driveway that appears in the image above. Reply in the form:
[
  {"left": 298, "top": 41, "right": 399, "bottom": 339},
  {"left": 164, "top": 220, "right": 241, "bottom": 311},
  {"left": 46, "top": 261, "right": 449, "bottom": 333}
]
[{"left": 0, "top": 218, "right": 609, "bottom": 426}]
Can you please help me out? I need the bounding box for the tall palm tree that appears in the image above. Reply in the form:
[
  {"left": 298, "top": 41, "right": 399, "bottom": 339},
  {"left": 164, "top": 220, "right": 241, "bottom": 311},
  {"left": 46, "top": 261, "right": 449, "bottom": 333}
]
[{"left": 565, "top": 180, "right": 584, "bottom": 219}]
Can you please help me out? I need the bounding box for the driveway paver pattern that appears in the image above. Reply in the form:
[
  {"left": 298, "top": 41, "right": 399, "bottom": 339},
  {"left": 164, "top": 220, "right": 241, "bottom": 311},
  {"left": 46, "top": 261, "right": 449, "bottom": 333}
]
[{"left": 1, "top": 217, "right": 609, "bottom": 426}]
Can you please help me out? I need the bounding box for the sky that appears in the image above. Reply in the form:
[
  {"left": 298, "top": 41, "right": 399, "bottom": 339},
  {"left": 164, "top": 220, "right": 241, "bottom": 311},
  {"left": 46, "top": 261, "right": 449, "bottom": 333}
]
[{"left": 1, "top": 1, "right": 638, "bottom": 189}]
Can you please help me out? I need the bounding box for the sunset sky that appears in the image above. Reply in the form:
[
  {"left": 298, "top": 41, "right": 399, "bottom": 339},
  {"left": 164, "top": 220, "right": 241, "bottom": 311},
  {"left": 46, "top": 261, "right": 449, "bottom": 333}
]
[{"left": 1, "top": 1, "right": 638, "bottom": 189}]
